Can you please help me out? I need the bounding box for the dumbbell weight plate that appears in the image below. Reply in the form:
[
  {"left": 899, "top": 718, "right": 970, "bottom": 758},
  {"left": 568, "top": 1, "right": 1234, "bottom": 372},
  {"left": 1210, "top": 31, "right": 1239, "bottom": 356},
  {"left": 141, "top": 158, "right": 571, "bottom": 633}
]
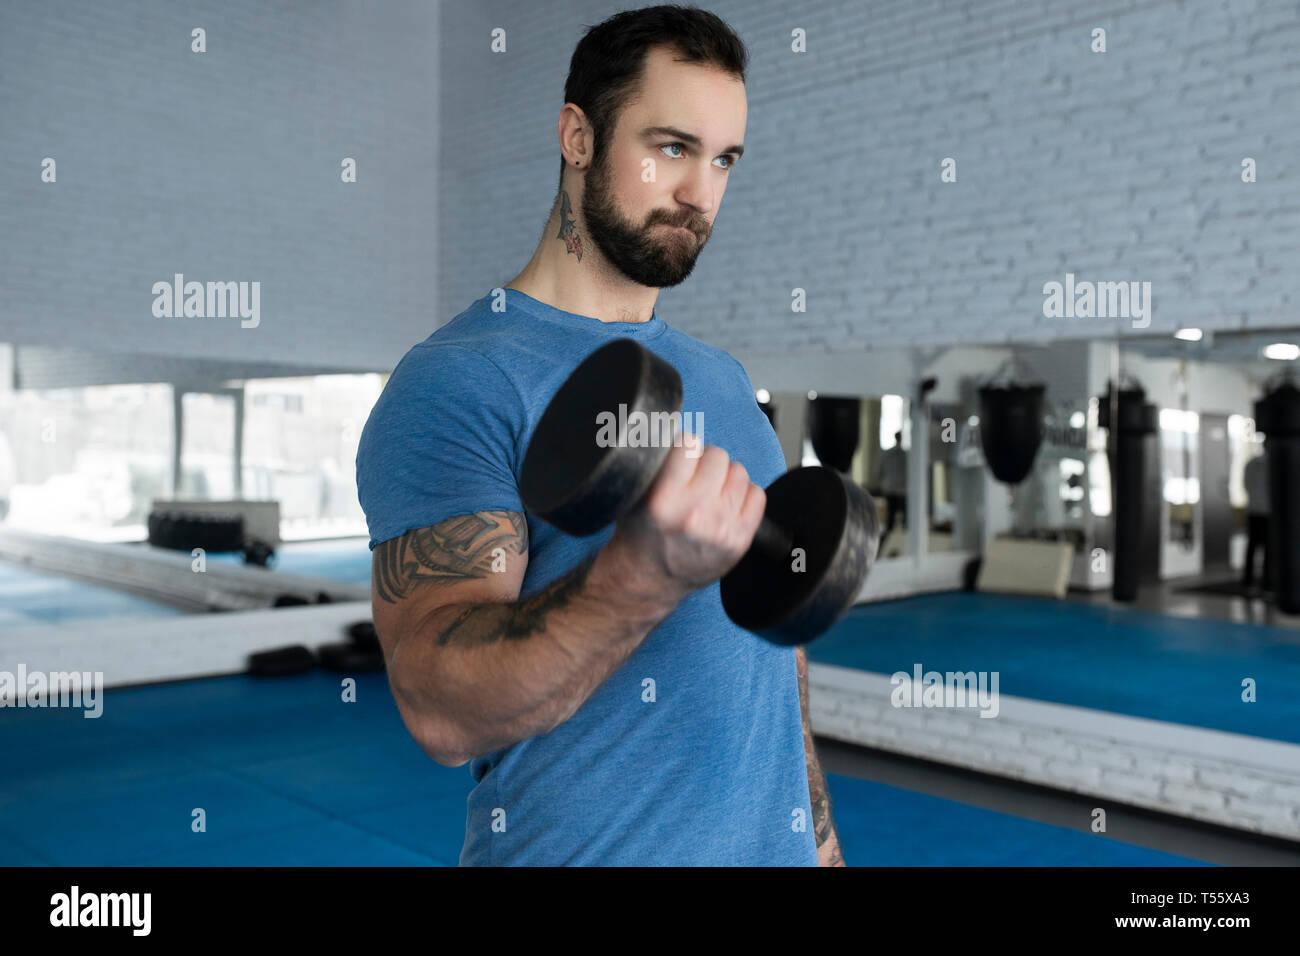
[
  {"left": 720, "top": 466, "right": 879, "bottom": 646},
  {"left": 520, "top": 339, "right": 684, "bottom": 536}
]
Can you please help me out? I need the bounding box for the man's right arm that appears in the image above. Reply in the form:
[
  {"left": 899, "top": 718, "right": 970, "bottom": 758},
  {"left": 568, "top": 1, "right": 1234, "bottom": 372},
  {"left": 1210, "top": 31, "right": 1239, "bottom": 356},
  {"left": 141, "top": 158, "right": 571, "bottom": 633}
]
[
  {"left": 372, "top": 438, "right": 766, "bottom": 768},
  {"left": 371, "top": 509, "right": 686, "bottom": 768}
]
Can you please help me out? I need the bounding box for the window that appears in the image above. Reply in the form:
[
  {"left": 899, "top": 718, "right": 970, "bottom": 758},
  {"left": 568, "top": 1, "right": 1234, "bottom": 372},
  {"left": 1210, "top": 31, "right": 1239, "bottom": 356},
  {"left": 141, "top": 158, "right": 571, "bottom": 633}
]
[
  {"left": 241, "top": 375, "right": 384, "bottom": 539},
  {"left": 0, "top": 383, "right": 173, "bottom": 541}
]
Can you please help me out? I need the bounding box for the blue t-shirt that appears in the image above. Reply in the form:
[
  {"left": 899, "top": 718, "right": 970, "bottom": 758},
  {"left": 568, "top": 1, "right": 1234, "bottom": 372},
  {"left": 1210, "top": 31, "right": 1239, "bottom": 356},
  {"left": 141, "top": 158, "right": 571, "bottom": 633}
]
[{"left": 356, "top": 287, "right": 816, "bottom": 866}]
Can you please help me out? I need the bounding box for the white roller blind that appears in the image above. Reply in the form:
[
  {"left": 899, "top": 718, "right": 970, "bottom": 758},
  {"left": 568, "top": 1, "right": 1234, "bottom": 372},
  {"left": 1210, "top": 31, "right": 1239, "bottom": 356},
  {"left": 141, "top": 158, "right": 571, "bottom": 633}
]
[{"left": 0, "top": 0, "right": 439, "bottom": 372}]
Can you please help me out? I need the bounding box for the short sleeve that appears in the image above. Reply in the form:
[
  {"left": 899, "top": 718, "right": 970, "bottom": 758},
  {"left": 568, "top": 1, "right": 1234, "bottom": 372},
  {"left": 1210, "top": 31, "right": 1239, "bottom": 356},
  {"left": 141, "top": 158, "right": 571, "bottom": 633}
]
[{"left": 356, "top": 343, "right": 526, "bottom": 550}]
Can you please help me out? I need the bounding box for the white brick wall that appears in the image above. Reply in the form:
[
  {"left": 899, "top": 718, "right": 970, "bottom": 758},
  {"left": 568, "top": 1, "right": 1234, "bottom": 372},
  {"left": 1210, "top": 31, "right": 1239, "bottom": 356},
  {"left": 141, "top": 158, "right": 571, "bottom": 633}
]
[
  {"left": 7, "top": 3, "right": 1295, "bottom": 369},
  {"left": 811, "top": 663, "right": 1300, "bottom": 841},
  {"left": 439, "top": 0, "right": 1300, "bottom": 353}
]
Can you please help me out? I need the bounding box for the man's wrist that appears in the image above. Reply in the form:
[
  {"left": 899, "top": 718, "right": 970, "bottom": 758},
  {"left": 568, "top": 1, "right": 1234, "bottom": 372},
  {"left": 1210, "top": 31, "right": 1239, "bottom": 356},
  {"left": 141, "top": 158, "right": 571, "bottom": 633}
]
[{"left": 591, "top": 532, "right": 688, "bottom": 618}]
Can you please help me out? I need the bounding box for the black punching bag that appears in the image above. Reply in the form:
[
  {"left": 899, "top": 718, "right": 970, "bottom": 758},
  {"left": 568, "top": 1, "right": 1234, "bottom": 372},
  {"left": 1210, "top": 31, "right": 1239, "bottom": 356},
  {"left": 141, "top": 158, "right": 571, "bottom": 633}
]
[
  {"left": 1255, "top": 383, "right": 1300, "bottom": 614},
  {"left": 1100, "top": 384, "right": 1157, "bottom": 602},
  {"left": 808, "top": 396, "right": 860, "bottom": 473},
  {"left": 977, "top": 384, "right": 1045, "bottom": 484}
]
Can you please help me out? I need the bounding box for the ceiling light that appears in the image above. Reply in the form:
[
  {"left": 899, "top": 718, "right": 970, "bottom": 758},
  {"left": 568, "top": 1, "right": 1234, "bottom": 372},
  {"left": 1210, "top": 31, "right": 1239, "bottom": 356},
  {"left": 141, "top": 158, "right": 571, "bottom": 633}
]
[{"left": 1263, "top": 343, "right": 1300, "bottom": 361}]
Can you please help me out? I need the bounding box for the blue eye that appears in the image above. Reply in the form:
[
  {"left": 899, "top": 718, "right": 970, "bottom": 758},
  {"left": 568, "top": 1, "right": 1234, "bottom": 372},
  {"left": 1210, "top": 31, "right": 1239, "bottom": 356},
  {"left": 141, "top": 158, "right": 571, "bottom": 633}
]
[{"left": 659, "top": 143, "right": 734, "bottom": 170}]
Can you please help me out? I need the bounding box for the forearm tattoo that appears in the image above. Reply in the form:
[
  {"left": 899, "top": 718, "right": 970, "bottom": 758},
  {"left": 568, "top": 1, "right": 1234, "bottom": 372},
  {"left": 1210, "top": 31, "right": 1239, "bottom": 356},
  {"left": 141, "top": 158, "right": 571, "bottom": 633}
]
[
  {"left": 437, "top": 554, "right": 597, "bottom": 649},
  {"left": 373, "top": 510, "right": 527, "bottom": 604},
  {"left": 799, "top": 648, "right": 843, "bottom": 863},
  {"left": 556, "top": 189, "right": 584, "bottom": 261}
]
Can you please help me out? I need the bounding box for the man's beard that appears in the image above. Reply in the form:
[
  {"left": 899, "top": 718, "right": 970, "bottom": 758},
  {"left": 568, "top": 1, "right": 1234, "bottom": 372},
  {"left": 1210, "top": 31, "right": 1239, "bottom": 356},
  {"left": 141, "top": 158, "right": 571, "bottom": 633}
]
[{"left": 580, "top": 151, "right": 710, "bottom": 289}]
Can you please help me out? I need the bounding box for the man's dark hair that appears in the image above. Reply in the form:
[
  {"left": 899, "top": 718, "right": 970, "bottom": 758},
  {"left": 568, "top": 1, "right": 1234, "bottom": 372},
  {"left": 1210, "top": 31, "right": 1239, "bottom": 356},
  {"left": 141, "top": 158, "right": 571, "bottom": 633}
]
[{"left": 557, "top": 5, "right": 748, "bottom": 191}]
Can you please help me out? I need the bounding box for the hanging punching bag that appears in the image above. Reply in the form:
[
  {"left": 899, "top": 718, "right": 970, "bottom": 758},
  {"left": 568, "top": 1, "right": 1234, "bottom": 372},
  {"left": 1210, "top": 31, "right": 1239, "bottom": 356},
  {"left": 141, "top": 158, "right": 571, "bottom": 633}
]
[
  {"left": 808, "top": 396, "right": 860, "bottom": 473},
  {"left": 977, "top": 384, "right": 1045, "bottom": 484},
  {"left": 1099, "top": 384, "right": 1157, "bottom": 602},
  {"left": 1255, "top": 383, "right": 1300, "bottom": 615}
]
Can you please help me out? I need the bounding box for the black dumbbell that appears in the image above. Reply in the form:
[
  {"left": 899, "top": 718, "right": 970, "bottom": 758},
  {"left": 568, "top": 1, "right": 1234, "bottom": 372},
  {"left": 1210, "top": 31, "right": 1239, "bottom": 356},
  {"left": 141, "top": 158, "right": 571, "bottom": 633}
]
[{"left": 520, "top": 339, "right": 880, "bottom": 645}]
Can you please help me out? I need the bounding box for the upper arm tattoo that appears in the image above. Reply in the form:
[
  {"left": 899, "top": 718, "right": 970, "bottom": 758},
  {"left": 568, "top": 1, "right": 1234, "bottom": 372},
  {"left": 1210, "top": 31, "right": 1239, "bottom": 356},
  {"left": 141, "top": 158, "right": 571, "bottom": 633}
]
[{"left": 373, "top": 510, "right": 527, "bottom": 604}]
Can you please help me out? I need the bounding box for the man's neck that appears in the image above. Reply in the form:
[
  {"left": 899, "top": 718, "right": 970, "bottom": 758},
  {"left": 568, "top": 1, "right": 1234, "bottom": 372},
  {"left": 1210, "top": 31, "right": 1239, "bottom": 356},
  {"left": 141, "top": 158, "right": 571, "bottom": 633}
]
[{"left": 505, "top": 209, "right": 660, "bottom": 325}]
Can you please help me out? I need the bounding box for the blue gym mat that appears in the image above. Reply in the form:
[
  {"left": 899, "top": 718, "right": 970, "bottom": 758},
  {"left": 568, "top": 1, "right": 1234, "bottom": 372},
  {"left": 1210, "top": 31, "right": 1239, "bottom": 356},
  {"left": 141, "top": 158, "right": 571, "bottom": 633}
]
[
  {"left": 832, "top": 773, "right": 1206, "bottom": 866},
  {"left": 0, "top": 671, "right": 1209, "bottom": 866},
  {"left": 0, "top": 559, "right": 187, "bottom": 628},
  {"left": 807, "top": 593, "right": 1300, "bottom": 746},
  {"left": 207, "top": 538, "right": 371, "bottom": 588}
]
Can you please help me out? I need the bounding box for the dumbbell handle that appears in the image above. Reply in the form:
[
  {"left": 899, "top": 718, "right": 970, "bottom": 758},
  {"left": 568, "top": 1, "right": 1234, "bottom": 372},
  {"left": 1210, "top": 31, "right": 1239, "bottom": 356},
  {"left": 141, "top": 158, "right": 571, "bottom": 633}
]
[{"left": 752, "top": 516, "right": 794, "bottom": 562}]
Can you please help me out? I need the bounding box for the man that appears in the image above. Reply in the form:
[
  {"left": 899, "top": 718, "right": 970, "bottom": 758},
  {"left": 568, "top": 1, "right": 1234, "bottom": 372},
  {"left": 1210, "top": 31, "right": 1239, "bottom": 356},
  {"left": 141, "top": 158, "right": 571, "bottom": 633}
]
[
  {"left": 876, "top": 431, "right": 908, "bottom": 537},
  {"left": 1243, "top": 445, "right": 1270, "bottom": 592},
  {"left": 356, "top": 6, "right": 842, "bottom": 866}
]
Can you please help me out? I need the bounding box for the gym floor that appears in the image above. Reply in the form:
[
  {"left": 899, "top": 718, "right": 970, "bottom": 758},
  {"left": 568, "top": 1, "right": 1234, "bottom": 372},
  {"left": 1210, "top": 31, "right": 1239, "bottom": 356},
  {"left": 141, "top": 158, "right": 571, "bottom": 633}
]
[
  {"left": 810, "top": 592, "right": 1300, "bottom": 743},
  {"left": 3, "top": 538, "right": 1297, "bottom": 866},
  {"left": 0, "top": 667, "right": 1220, "bottom": 867}
]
